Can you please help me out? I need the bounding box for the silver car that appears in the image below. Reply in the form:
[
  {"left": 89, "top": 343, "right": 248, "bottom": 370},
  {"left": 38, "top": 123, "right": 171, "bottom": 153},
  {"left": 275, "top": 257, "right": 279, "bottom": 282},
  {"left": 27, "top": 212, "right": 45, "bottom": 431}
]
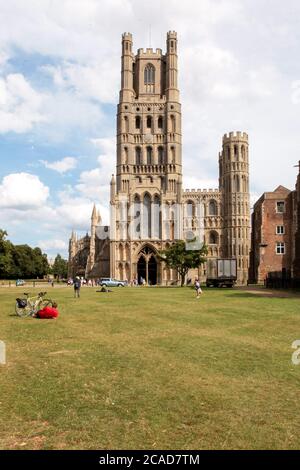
[{"left": 99, "top": 278, "right": 126, "bottom": 287}]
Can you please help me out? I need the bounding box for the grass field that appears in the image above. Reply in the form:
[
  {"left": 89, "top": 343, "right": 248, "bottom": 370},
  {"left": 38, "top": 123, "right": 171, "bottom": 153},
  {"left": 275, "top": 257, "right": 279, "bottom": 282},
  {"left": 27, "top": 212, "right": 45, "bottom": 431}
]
[{"left": 1, "top": 285, "right": 300, "bottom": 450}]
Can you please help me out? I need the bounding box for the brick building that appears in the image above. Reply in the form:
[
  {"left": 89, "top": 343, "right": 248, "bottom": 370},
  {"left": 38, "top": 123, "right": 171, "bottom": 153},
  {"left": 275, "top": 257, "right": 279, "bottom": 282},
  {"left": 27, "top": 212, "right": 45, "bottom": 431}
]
[
  {"left": 293, "top": 163, "right": 300, "bottom": 281},
  {"left": 249, "top": 163, "right": 300, "bottom": 285}
]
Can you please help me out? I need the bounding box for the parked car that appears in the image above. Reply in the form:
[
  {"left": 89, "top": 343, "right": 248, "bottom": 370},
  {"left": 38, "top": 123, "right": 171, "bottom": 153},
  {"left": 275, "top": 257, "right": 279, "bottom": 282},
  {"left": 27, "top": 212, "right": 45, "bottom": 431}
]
[
  {"left": 16, "top": 279, "right": 25, "bottom": 286},
  {"left": 99, "top": 278, "right": 127, "bottom": 287}
]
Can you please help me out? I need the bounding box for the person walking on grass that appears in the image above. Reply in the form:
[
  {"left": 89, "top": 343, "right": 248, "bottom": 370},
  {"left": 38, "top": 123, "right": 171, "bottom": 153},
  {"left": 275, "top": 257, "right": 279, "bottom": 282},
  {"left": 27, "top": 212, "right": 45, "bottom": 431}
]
[
  {"left": 195, "top": 279, "right": 202, "bottom": 299},
  {"left": 73, "top": 276, "right": 81, "bottom": 298}
]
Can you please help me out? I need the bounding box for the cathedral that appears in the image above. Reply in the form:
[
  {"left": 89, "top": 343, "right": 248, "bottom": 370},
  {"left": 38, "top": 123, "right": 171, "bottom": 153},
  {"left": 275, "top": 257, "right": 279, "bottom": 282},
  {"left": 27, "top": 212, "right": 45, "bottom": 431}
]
[{"left": 68, "top": 32, "right": 251, "bottom": 285}]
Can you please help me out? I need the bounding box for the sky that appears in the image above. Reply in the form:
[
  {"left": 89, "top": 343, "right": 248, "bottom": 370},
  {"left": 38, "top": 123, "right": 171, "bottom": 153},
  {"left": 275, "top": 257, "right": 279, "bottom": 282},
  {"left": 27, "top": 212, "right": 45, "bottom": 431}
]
[{"left": 0, "top": 0, "right": 300, "bottom": 260}]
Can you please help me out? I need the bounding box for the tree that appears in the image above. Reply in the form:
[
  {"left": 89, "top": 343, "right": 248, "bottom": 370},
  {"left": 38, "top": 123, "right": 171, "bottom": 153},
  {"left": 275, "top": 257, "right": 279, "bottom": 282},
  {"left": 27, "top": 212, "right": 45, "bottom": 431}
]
[
  {"left": 159, "top": 240, "right": 208, "bottom": 287},
  {"left": 0, "top": 229, "right": 50, "bottom": 279},
  {"left": 0, "top": 230, "right": 14, "bottom": 278},
  {"left": 52, "top": 254, "right": 68, "bottom": 280},
  {"left": 32, "top": 248, "right": 49, "bottom": 278}
]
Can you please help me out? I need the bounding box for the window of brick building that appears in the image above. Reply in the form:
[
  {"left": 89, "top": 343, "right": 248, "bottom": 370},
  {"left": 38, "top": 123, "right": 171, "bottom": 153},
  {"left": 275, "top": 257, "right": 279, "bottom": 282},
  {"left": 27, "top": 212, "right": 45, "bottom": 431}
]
[
  {"left": 276, "top": 226, "right": 284, "bottom": 235},
  {"left": 276, "top": 201, "right": 285, "bottom": 213},
  {"left": 276, "top": 242, "right": 285, "bottom": 254}
]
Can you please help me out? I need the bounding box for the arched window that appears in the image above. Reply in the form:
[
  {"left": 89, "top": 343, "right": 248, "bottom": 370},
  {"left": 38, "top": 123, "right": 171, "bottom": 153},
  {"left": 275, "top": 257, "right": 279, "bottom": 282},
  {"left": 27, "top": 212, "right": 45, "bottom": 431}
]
[
  {"left": 147, "top": 116, "right": 152, "bottom": 129},
  {"left": 209, "top": 200, "right": 217, "bottom": 216},
  {"left": 170, "top": 115, "right": 175, "bottom": 132},
  {"left": 119, "top": 243, "right": 124, "bottom": 261},
  {"left": 133, "top": 194, "right": 141, "bottom": 239},
  {"left": 135, "top": 116, "right": 141, "bottom": 129},
  {"left": 170, "top": 146, "right": 175, "bottom": 163},
  {"left": 186, "top": 200, "right": 195, "bottom": 218},
  {"left": 236, "top": 175, "right": 240, "bottom": 192},
  {"left": 209, "top": 231, "right": 218, "bottom": 245},
  {"left": 227, "top": 147, "right": 231, "bottom": 160},
  {"left": 153, "top": 195, "right": 161, "bottom": 239},
  {"left": 144, "top": 64, "right": 155, "bottom": 84},
  {"left": 124, "top": 116, "right": 129, "bottom": 133},
  {"left": 124, "top": 147, "right": 128, "bottom": 164},
  {"left": 234, "top": 145, "right": 238, "bottom": 160},
  {"left": 158, "top": 147, "right": 164, "bottom": 165},
  {"left": 241, "top": 145, "right": 245, "bottom": 160},
  {"left": 135, "top": 147, "right": 142, "bottom": 165},
  {"left": 158, "top": 116, "right": 163, "bottom": 129},
  {"left": 143, "top": 193, "right": 151, "bottom": 238},
  {"left": 146, "top": 147, "right": 152, "bottom": 165}
]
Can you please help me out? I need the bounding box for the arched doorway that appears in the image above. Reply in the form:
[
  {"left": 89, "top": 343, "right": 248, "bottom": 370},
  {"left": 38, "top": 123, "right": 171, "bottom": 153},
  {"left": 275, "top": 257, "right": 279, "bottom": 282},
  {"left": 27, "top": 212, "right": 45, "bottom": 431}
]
[
  {"left": 137, "top": 256, "right": 146, "bottom": 284},
  {"left": 137, "top": 246, "right": 158, "bottom": 285},
  {"left": 148, "top": 255, "right": 157, "bottom": 285}
]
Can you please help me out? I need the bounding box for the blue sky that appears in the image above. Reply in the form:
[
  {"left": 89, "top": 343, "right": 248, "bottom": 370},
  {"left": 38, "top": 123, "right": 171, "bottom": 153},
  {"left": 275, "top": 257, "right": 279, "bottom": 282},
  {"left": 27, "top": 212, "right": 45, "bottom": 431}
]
[{"left": 0, "top": 0, "right": 300, "bottom": 260}]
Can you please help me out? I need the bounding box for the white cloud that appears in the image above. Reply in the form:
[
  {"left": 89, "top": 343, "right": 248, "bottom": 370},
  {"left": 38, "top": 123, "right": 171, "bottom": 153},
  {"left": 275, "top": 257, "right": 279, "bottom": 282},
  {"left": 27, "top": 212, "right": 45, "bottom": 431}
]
[
  {"left": 0, "top": 173, "right": 49, "bottom": 209},
  {"left": 40, "top": 156, "right": 77, "bottom": 173},
  {"left": 38, "top": 239, "right": 68, "bottom": 252},
  {"left": 76, "top": 168, "right": 108, "bottom": 198},
  {"left": 0, "top": 49, "right": 9, "bottom": 67},
  {"left": 0, "top": 73, "right": 46, "bottom": 133},
  {"left": 55, "top": 192, "right": 109, "bottom": 229},
  {"left": 42, "top": 60, "right": 119, "bottom": 104}
]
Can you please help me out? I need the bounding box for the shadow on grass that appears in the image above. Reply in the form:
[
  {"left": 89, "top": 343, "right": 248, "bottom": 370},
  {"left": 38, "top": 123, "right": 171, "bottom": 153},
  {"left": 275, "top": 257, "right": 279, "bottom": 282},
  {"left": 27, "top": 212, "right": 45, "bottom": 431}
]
[{"left": 225, "top": 290, "right": 300, "bottom": 299}]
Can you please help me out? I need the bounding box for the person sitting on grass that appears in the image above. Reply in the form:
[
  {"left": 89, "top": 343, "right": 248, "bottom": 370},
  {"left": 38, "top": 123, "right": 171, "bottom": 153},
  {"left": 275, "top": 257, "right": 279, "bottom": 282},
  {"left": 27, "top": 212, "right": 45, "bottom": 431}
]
[{"left": 34, "top": 302, "right": 59, "bottom": 319}]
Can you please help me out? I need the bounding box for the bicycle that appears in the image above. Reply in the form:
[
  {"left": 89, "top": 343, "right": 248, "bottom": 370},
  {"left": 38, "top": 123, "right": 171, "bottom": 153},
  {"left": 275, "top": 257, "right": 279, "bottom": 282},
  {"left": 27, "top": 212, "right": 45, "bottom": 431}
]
[{"left": 15, "top": 292, "right": 54, "bottom": 317}]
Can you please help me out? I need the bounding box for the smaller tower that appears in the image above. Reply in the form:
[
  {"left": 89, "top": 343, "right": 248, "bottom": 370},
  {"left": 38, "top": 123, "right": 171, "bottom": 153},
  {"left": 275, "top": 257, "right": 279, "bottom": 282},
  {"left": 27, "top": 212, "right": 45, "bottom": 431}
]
[
  {"left": 220, "top": 132, "right": 250, "bottom": 284},
  {"left": 68, "top": 230, "right": 77, "bottom": 278},
  {"left": 166, "top": 31, "right": 179, "bottom": 102},
  {"left": 86, "top": 204, "right": 98, "bottom": 277},
  {"left": 120, "top": 32, "right": 134, "bottom": 103},
  {"left": 110, "top": 174, "right": 116, "bottom": 202}
]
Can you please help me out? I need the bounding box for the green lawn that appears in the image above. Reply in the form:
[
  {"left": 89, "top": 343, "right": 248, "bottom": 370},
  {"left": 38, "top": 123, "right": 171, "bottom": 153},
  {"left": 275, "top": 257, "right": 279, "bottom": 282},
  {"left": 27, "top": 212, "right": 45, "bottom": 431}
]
[{"left": 1, "top": 286, "right": 300, "bottom": 450}]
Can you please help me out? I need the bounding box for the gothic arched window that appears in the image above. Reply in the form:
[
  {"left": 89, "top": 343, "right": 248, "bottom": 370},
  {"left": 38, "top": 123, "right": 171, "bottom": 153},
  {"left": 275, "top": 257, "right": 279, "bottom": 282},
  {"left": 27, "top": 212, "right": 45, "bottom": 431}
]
[
  {"left": 170, "top": 146, "right": 175, "bottom": 163},
  {"left": 209, "top": 200, "right": 217, "bottom": 216},
  {"left": 209, "top": 231, "right": 218, "bottom": 245},
  {"left": 241, "top": 145, "right": 246, "bottom": 160},
  {"left": 158, "top": 146, "right": 164, "bottom": 165},
  {"left": 235, "top": 175, "right": 240, "bottom": 192},
  {"left": 124, "top": 147, "right": 128, "bottom": 164},
  {"left": 123, "top": 116, "right": 129, "bottom": 133},
  {"left": 144, "top": 64, "right": 155, "bottom": 84},
  {"left": 135, "top": 147, "right": 142, "bottom": 165},
  {"left": 143, "top": 193, "right": 151, "bottom": 239},
  {"left": 186, "top": 200, "right": 195, "bottom": 218},
  {"left": 170, "top": 115, "right": 175, "bottom": 132},
  {"left": 147, "top": 147, "right": 152, "bottom": 165},
  {"left": 153, "top": 195, "right": 161, "bottom": 239},
  {"left": 134, "top": 194, "right": 141, "bottom": 239},
  {"left": 158, "top": 116, "right": 163, "bottom": 129},
  {"left": 234, "top": 145, "right": 238, "bottom": 160},
  {"left": 147, "top": 116, "right": 152, "bottom": 129},
  {"left": 135, "top": 116, "right": 141, "bottom": 129}
]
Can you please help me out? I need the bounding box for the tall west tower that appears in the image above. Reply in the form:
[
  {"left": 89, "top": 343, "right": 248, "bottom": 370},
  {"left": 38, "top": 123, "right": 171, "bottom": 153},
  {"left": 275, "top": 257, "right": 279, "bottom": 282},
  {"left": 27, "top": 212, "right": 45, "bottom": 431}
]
[
  {"left": 219, "top": 132, "right": 251, "bottom": 284},
  {"left": 111, "top": 32, "right": 182, "bottom": 284}
]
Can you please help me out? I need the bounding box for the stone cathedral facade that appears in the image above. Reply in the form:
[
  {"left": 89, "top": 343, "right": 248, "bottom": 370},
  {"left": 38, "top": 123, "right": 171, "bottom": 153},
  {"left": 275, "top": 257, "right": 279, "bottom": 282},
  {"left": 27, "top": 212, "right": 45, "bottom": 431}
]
[{"left": 68, "top": 32, "right": 251, "bottom": 285}]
